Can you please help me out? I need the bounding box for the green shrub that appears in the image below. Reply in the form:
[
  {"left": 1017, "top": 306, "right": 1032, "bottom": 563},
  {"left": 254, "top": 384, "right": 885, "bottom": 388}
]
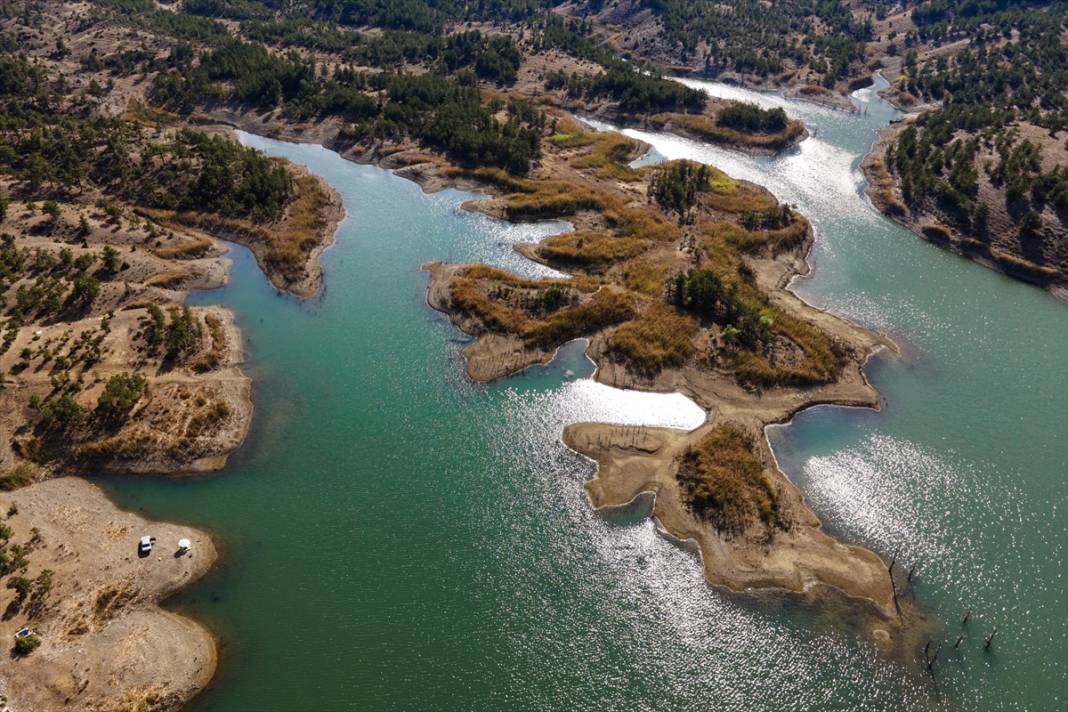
[
  {"left": 717, "top": 103, "right": 788, "bottom": 134},
  {"left": 649, "top": 161, "right": 710, "bottom": 222},
  {"left": 97, "top": 372, "right": 148, "bottom": 420},
  {"left": 39, "top": 395, "right": 84, "bottom": 428},
  {"left": 13, "top": 634, "right": 40, "bottom": 656}
]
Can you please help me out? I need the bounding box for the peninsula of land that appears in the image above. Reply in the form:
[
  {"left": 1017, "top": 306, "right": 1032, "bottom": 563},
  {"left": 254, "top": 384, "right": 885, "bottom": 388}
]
[
  {"left": 0, "top": 478, "right": 217, "bottom": 711},
  {"left": 859, "top": 6, "right": 1067, "bottom": 292},
  {"left": 417, "top": 115, "right": 908, "bottom": 635},
  {"left": 0, "top": 157, "right": 342, "bottom": 710}
]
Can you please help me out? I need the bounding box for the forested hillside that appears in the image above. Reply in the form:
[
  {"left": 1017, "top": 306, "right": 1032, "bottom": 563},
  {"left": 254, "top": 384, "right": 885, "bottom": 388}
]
[
  {"left": 4, "top": 0, "right": 1064, "bottom": 284},
  {"left": 871, "top": 0, "right": 1067, "bottom": 282}
]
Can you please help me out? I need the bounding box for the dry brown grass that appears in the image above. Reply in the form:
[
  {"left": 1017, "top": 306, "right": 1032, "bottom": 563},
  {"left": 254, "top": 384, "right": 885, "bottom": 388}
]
[
  {"left": 502, "top": 183, "right": 602, "bottom": 220},
  {"left": 449, "top": 274, "right": 636, "bottom": 349},
  {"left": 728, "top": 310, "right": 844, "bottom": 387},
  {"left": 185, "top": 398, "right": 231, "bottom": 438},
  {"left": 606, "top": 305, "right": 697, "bottom": 374},
  {"left": 989, "top": 248, "right": 1061, "bottom": 281},
  {"left": 76, "top": 431, "right": 158, "bottom": 460},
  {"left": 190, "top": 313, "right": 225, "bottom": 373},
  {"left": 143, "top": 272, "right": 190, "bottom": 289},
  {"left": 388, "top": 151, "right": 440, "bottom": 166},
  {"left": 701, "top": 224, "right": 746, "bottom": 277},
  {"left": 457, "top": 265, "right": 600, "bottom": 292},
  {"left": 139, "top": 208, "right": 271, "bottom": 250},
  {"left": 538, "top": 230, "right": 649, "bottom": 268},
  {"left": 603, "top": 201, "right": 681, "bottom": 242},
  {"left": 546, "top": 133, "right": 594, "bottom": 149},
  {"left": 569, "top": 133, "right": 642, "bottom": 181},
  {"left": 864, "top": 156, "right": 907, "bottom": 215},
  {"left": 449, "top": 277, "right": 532, "bottom": 334},
  {"left": 0, "top": 462, "right": 44, "bottom": 491},
  {"left": 524, "top": 287, "right": 636, "bottom": 349},
  {"left": 701, "top": 185, "right": 778, "bottom": 214},
  {"left": 676, "top": 425, "right": 783, "bottom": 537},
  {"left": 621, "top": 257, "right": 671, "bottom": 296},
  {"left": 722, "top": 216, "right": 810, "bottom": 256},
  {"left": 466, "top": 167, "right": 538, "bottom": 193},
  {"left": 149, "top": 235, "right": 213, "bottom": 260},
  {"left": 266, "top": 173, "right": 331, "bottom": 276}
]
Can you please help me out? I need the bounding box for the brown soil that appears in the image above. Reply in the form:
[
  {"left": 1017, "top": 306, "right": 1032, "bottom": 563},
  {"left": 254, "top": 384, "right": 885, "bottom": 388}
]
[
  {"left": 0, "top": 195, "right": 255, "bottom": 476},
  {"left": 0, "top": 477, "right": 216, "bottom": 711},
  {"left": 862, "top": 120, "right": 1068, "bottom": 294}
]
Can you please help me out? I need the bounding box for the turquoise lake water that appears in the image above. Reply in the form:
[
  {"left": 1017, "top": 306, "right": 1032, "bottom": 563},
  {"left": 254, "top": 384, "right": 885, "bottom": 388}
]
[{"left": 98, "top": 78, "right": 1067, "bottom": 710}]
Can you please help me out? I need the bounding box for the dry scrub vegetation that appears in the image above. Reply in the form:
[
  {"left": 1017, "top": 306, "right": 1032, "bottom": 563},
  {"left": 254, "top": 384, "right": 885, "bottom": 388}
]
[
  {"left": 676, "top": 425, "right": 785, "bottom": 538},
  {"left": 441, "top": 114, "right": 846, "bottom": 386},
  {"left": 140, "top": 167, "right": 338, "bottom": 294},
  {"left": 650, "top": 112, "right": 807, "bottom": 153}
]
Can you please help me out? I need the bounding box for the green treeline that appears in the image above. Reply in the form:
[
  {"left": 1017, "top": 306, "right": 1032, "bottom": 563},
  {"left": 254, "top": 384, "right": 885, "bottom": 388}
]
[
  {"left": 0, "top": 54, "right": 291, "bottom": 220},
  {"left": 342, "top": 77, "right": 543, "bottom": 175},
  {"left": 556, "top": 64, "right": 707, "bottom": 114},
  {"left": 241, "top": 23, "right": 523, "bottom": 84},
  {"left": 91, "top": 0, "right": 232, "bottom": 43},
  {"left": 314, "top": 0, "right": 557, "bottom": 34},
  {"left": 717, "top": 103, "right": 788, "bottom": 134},
  {"left": 641, "top": 0, "right": 870, "bottom": 86},
  {"left": 183, "top": 0, "right": 557, "bottom": 33},
  {"left": 151, "top": 41, "right": 543, "bottom": 174}
]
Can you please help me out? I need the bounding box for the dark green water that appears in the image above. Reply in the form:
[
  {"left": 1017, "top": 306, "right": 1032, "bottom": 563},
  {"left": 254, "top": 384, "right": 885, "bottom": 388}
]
[{"left": 98, "top": 79, "right": 1067, "bottom": 710}]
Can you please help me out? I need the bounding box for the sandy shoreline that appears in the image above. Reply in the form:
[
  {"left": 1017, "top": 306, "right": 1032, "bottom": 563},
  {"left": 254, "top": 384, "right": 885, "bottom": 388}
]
[{"left": 0, "top": 478, "right": 217, "bottom": 711}]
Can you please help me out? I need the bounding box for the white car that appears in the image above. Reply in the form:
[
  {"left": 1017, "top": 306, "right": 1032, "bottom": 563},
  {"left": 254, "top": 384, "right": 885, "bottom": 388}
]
[{"left": 138, "top": 535, "right": 154, "bottom": 554}]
